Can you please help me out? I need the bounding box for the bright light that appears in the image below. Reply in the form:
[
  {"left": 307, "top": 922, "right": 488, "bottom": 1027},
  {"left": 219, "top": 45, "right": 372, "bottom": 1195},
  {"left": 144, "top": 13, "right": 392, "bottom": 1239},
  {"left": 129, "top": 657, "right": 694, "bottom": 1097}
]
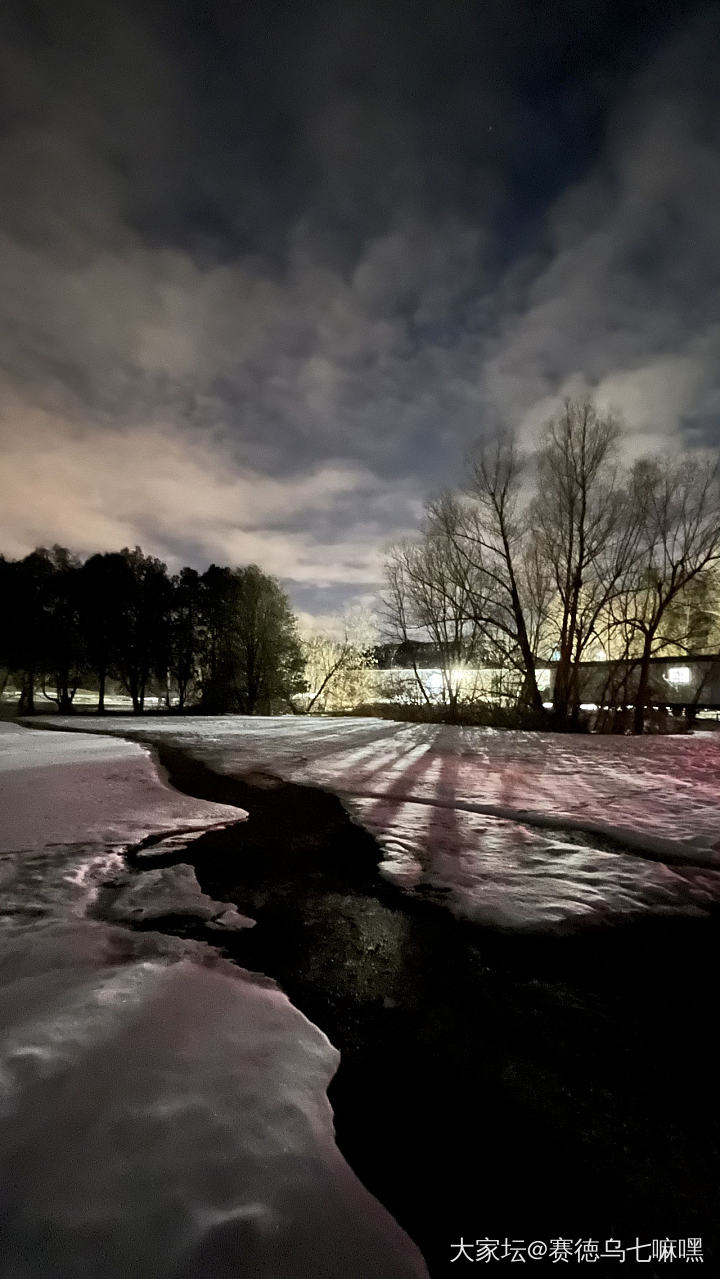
[
  {"left": 424, "top": 670, "right": 444, "bottom": 696},
  {"left": 595, "top": 647, "right": 607, "bottom": 660},
  {"left": 536, "top": 669, "right": 551, "bottom": 690},
  {"left": 667, "top": 666, "right": 691, "bottom": 686}
]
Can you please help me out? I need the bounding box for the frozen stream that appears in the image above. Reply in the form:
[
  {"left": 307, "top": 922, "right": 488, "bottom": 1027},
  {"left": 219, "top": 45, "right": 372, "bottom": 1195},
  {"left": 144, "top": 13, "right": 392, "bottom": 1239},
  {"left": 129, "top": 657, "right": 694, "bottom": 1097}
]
[
  {"left": 8, "top": 715, "right": 720, "bottom": 1275},
  {"left": 0, "top": 722, "right": 428, "bottom": 1279}
]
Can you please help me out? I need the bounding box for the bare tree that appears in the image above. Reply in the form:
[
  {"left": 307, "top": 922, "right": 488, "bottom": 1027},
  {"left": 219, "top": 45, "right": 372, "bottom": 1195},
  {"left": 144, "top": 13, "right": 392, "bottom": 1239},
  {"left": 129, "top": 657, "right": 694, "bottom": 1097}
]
[
  {"left": 453, "top": 434, "right": 548, "bottom": 713},
  {"left": 382, "top": 542, "right": 434, "bottom": 706},
  {"left": 623, "top": 454, "right": 720, "bottom": 733},
  {"left": 381, "top": 399, "right": 720, "bottom": 734},
  {"left": 301, "top": 609, "right": 376, "bottom": 713},
  {"left": 386, "top": 516, "right": 490, "bottom": 717},
  {"left": 532, "top": 399, "right": 634, "bottom": 723}
]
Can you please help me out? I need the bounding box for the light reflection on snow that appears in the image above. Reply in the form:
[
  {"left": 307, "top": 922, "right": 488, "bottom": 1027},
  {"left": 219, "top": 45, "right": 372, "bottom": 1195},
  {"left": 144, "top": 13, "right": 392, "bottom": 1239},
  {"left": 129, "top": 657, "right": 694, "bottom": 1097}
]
[
  {"left": 41, "top": 714, "right": 720, "bottom": 931},
  {"left": 346, "top": 798, "right": 720, "bottom": 930},
  {"left": 0, "top": 724, "right": 428, "bottom": 1279},
  {"left": 0, "top": 932, "right": 428, "bottom": 1278}
]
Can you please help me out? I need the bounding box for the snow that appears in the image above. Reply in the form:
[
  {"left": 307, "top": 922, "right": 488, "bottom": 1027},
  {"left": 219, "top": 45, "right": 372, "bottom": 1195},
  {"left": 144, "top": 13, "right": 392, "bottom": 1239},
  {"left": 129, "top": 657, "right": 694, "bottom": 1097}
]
[
  {"left": 0, "top": 721, "right": 245, "bottom": 926},
  {"left": 0, "top": 722, "right": 428, "bottom": 1278},
  {"left": 346, "top": 798, "right": 720, "bottom": 928},
  {"left": 38, "top": 715, "right": 720, "bottom": 930},
  {"left": 0, "top": 926, "right": 427, "bottom": 1279},
  {"left": 104, "top": 864, "right": 256, "bottom": 929},
  {"left": 0, "top": 722, "right": 244, "bottom": 859}
]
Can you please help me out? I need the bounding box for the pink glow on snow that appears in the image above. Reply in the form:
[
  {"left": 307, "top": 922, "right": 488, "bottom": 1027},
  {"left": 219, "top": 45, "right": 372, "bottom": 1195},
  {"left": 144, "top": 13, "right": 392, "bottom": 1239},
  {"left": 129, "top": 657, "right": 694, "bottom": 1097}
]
[{"left": 37, "top": 716, "right": 720, "bottom": 930}]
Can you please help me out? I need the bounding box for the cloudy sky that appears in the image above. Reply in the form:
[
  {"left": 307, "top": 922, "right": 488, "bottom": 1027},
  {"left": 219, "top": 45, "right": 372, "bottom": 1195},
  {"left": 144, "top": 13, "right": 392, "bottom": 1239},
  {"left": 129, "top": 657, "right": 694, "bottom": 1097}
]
[{"left": 1, "top": 0, "right": 718, "bottom": 624}]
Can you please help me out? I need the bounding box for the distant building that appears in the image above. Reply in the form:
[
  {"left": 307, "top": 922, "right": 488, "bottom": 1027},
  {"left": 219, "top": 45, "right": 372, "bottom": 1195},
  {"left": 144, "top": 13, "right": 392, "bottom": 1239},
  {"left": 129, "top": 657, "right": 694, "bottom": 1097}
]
[{"left": 370, "top": 643, "right": 720, "bottom": 712}]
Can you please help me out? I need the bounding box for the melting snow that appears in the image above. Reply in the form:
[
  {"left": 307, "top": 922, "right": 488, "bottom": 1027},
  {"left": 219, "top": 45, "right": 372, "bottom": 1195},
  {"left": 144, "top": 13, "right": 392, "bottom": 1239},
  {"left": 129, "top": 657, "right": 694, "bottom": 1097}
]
[
  {"left": 104, "top": 863, "right": 256, "bottom": 929},
  {"left": 0, "top": 925, "right": 427, "bottom": 1278},
  {"left": 38, "top": 714, "right": 720, "bottom": 930},
  {"left": 0, "top": 722, "right": 428, "bottom": 1278}
]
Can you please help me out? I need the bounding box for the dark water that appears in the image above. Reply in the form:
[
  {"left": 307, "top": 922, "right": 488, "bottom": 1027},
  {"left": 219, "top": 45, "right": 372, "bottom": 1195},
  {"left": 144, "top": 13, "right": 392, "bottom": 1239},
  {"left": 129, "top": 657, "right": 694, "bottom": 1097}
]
[{"left": 127, "top": 743, "right": 720, "bottom": 1277}]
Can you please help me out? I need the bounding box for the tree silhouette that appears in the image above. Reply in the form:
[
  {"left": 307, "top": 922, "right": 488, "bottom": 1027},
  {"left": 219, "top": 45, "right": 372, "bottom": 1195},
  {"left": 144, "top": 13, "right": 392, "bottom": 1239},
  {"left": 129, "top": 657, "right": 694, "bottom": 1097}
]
[{"left": 1, "top": 544, "right": 305, "bottom": 716}]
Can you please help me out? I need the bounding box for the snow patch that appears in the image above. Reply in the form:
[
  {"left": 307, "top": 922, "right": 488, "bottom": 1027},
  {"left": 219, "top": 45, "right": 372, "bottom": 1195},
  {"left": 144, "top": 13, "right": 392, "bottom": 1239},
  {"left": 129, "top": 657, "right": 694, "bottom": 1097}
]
[
  {"left": 105, "top": 864, "right": 255, "bottom": 930},
  {"left": 0, "top": 922, "right": 427, "bottom": 1278}
]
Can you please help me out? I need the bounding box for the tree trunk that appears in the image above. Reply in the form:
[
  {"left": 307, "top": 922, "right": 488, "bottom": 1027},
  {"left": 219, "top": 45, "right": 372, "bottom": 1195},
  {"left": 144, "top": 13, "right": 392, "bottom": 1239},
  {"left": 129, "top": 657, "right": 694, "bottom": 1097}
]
[
  {"left": 19, "top": 672, "right": 35, "bottom": 714},
  {"left": 552, "top": 644, "right": 572, "bottom": 722},
  {"left": 57, "top": 671, "right": 74, "bottom": 715},
  {"left": 503, "top": 541, "right": 544, "bottom": 717},
  {"left": 633, "top": 635, "right": 653, "bottom": 735}
]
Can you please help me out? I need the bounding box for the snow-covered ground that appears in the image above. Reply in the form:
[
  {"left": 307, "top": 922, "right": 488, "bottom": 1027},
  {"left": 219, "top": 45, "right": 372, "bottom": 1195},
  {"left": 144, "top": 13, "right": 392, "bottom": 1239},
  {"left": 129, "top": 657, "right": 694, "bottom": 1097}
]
[
  {"left": 0, "top": 723, "right": 428, "bottom": 1279},
  {"left": 0, "top": 722, "right": 245, "bottom": 926},
  {"left": 37, "top": 714, "right": 720, "bottom": 930}
]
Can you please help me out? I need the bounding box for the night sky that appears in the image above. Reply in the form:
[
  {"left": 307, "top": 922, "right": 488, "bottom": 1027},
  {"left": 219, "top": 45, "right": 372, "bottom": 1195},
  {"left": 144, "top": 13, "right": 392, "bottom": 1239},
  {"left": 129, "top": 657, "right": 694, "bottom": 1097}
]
[{"left": 1, "top": 0, "right": 718, "bottom": 626}]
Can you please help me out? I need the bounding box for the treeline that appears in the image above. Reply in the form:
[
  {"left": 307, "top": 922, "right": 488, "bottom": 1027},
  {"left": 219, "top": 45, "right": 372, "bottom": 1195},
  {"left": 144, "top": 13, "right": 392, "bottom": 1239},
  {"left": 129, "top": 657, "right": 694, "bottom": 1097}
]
[
  {"left": 384, "top": 399, "right": 720, "bottom": 732},
  {"left": 0, "top": 547, "right": 305, "bottom": 715}
]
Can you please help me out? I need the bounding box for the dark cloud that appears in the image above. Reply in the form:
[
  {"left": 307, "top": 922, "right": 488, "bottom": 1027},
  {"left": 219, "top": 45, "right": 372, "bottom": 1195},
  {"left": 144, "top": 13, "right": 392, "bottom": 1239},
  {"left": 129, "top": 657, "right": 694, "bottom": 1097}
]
[{"left": 0, "top": 0, "right": 717, "bottom": 616}]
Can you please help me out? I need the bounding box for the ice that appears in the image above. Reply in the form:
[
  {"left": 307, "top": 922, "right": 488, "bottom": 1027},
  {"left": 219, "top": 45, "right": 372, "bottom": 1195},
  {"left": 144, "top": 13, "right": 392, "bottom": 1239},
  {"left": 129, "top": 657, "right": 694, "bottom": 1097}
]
[
  {"left": 0, "top": 722, "right": 246, "bottom": 928},
  {"left": 0, "top": 721, "right": 245, "bottom": 860},
  {"left": 0, "top": 723, "right": 429, "bottom": 1277},
  {"left": 104, "top": 864, "right": 256, "bottom": 929},
  {"left": 37, "top": 714, "right": 720, "bottom": 929},
  {"left": 0, "top": 924, "right": 427, "bottom": 1279}
]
